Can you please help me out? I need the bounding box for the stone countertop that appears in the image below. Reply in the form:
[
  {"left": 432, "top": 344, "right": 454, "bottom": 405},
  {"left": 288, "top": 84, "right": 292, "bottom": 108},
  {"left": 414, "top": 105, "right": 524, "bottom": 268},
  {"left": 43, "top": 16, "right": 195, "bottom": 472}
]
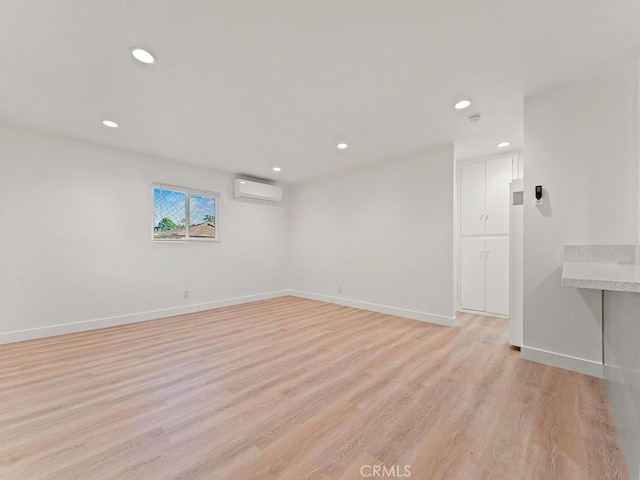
[{"left": 561, "top": 245, "right": 640, "bottom": 293}]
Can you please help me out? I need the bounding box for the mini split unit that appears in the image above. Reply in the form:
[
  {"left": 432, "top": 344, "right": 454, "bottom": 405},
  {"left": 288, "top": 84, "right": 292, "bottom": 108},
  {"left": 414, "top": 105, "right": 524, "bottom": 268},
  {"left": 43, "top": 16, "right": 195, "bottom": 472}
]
[{"left": 233, "top": 179, "right": 283, "bottom": 203}]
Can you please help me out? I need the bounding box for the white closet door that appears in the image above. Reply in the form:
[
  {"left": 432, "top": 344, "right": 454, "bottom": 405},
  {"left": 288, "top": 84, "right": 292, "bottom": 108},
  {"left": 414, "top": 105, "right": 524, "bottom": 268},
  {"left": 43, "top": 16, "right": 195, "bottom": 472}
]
[
  {"left": 485, "top": 157, "right": 513, "bottom": 235},
  {"left": 486, "top": 237, "right": 510, "bottom": 315},
  {"left": 461, "top": 238, "right": 486, "bottom": 311},
  {"left": 460, "top": 162, "right": 485, "bottom": 236}
]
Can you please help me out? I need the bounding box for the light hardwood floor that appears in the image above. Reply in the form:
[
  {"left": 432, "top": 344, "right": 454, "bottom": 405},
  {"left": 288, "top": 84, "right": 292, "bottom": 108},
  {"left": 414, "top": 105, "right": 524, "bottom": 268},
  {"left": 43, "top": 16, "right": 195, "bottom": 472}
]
[{"left": 0, "top": 296, "right": 628, "bottom": 479}]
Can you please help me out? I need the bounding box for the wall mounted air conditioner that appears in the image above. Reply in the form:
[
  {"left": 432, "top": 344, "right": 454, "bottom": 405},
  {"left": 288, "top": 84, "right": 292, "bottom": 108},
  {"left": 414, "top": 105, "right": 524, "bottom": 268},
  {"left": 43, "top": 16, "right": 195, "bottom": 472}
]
[{"left": 233, "top": 179, "right": 283, "bottom": 203}]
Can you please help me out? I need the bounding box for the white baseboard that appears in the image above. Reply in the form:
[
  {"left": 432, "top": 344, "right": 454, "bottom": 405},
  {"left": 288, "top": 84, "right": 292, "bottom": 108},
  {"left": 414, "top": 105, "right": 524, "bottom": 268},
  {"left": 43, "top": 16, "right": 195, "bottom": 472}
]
[
  {"left": 0, "top": 291, "right": 289, "bottom": 345},
  {"left": 521, "top": 346, "right": 604, "bottom": 378},
  {"left": 456, "top": 308, "right": 509, "bottom": 320},
  {"left": 1, "top": 290, "right": 455, "bottom": 345},
  {"left": 288, "top": 290, "right": 456, "bottom": 327}
]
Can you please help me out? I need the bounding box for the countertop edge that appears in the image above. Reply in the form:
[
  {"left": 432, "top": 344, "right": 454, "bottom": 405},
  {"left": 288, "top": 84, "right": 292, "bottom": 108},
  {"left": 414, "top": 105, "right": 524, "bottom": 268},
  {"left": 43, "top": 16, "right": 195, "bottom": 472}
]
[{"left": 561, "top": 276, "right": 640, "bottom": 293}]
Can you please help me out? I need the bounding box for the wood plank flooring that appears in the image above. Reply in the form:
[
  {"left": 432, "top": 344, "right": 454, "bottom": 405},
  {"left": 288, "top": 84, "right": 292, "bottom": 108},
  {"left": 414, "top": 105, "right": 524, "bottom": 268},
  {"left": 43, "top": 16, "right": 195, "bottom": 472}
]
[{"left": 0, "top": 296, "right": 628, "bottom": 479}]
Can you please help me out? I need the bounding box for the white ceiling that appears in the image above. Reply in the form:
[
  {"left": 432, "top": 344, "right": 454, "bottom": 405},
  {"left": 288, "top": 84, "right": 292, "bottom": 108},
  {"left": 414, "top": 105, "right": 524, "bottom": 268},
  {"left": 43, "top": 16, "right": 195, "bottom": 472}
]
[{"left": 2, "top": 1, "right": 640, "bottom": 183}]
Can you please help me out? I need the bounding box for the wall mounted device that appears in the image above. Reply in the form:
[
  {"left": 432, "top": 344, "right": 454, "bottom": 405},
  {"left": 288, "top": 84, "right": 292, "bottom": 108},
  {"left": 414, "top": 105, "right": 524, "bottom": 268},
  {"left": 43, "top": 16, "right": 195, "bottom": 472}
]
[
  {"left": 535, "top": 185, "right": 543, "bottom": 205},
  {"left": 233, "top": 179, "right": 283, "bottom": 203}
]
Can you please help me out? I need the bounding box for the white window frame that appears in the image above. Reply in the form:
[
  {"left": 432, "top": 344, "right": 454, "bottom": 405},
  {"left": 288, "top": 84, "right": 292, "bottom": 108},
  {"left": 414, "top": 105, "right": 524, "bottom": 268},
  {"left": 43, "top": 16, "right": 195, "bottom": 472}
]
[{"left": 151, "top": 183, "right": 221, "bottom": 242}]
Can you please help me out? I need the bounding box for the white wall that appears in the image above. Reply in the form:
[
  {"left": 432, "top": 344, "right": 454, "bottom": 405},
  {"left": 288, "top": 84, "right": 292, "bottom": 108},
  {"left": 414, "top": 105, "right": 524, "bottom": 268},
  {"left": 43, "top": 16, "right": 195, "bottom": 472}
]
[
  {"left": 0, "top": 124, "right": 288, "bottom": 342},
  {"left": 288, "top": 144, "right": 456, "bottom": 325},
  {"left": 522, "top": 62, "right": 640, "bottom": 375}
]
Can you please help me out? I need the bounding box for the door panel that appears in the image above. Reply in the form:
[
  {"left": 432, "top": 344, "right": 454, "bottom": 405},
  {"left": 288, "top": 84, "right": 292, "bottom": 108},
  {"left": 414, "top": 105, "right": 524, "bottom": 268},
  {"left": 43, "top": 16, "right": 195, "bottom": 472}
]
[
  {"left": 461, "top": 162, "right": 485, "bottom": 236},
  {"left": 485, "top": 157, "right": 513, "bottom": 235},
  {"left": 486, "top": 237, "right": 510, "bottom": 316},
  {"left": 461, "top": 238, "right": 486, "bottom": 311}
]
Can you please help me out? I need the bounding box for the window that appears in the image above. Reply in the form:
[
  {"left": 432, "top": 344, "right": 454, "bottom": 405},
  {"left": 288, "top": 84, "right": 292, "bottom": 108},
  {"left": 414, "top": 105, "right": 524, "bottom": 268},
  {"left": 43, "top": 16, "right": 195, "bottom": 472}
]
[{"left": 152, "top": 184, "right": 219, "bottom": 241}]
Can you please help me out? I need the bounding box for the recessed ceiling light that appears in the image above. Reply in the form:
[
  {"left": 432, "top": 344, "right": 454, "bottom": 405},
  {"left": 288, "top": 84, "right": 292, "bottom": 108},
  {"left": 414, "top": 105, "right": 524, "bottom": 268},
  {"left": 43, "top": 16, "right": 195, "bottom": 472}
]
[
  {"left": 497, "top": 142, "right": 511, "bottom": 148},
  {"left": 454, "top": 100, "right": 472, "bottom": 110},
  {"left": 272, "top": 167, "right": 281, "bottom": 172},
  {"left": 102, "top": 120, "right": 119, "bottom": 128},
  {"left": 337, "top": 143, "right": 348, "bottom": 149},
  {"left": 131, "top": 48, "right": 156, "bottom": 64}
]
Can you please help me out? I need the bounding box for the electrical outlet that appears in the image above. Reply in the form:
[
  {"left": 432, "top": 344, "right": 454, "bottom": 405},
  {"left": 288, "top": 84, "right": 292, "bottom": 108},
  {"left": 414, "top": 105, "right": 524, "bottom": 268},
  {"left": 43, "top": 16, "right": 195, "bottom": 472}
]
[
  {"left": 337, "top": 286, "right": 342, "bottom": 294},
  {"left": 183, "top": 291, "right": 189, "bottom": 299}
]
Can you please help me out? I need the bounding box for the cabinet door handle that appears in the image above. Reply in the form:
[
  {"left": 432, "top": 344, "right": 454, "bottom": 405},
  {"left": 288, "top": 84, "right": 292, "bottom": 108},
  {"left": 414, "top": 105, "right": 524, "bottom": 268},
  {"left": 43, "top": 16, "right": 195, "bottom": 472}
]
[
  {"left": 486, "top": 250, "right": 491, "bottom": 254},
  {"left": 480, "top": 214, "right": 484, "bottom": 220},
  {"left": 485, "top": 213, "right": 490, "bottom": 220}
]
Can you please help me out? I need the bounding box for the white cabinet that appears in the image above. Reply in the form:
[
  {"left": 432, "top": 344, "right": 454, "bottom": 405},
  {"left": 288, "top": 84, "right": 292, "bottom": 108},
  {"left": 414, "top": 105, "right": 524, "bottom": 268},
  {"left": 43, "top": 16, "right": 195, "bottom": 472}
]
[
  {"left": 460, "top": 238, "right": 510, "bottom": 315},
  {"left": 485, "top": 158, "right": 513, "bottom": 235},
  {"left": 485, "top": 238, "right": 510, "bottom": 315},
  {"left": 461, "top": 238, "right": 487, "bottom": 311},
  {"left": 460, "top": 162, "right": 486, "bottom": 236},
  {"left": 459, "top": 157, "right": 513, "bottom": 316},
  {"left": 460, "top": 158, "right": 512, "bottom": 236}
]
